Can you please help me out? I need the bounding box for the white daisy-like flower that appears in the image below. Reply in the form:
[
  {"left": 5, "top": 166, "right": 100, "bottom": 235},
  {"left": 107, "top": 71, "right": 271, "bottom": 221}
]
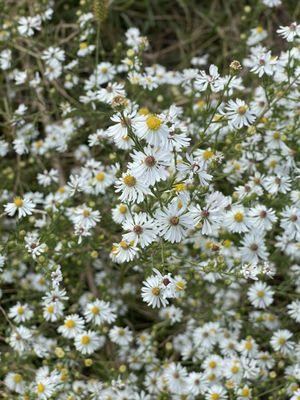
[
  {"left": 4, "top": 372, "right": 25, "bottom": 394},
  {"left": 248, "top": 205, "right": 277, "bottom": 232},
  {"left": 71, "top": 204, "right": 101, "bottom": 229},
  {"left": 195, "top": 64, "right": 224, "bottom": 92},
  {"left": 155, "top": 202, "right": 194, "bottom": 243},
  {"left": 122, "top": 212, "right": 157, "bottom": 248},
  {"left": 239, "top": 233, "right": 269, "bottom": 264},
  {"left": 109, "top": 326, "right": 133, "bottom": 346},
  {"left": 128, "top": 146, "right": 171, "bottom": 186},
  {"left": 205, "top": 384, "right": 228, "bottom": 400},
  {"left": 247, "top": 281, "right": 274, "bottom": 309},
  {"left": 112, "top": 203, "right": 131, "bottom": 224},
  {"left": 133, "top": 113, "right": 169, "bottom": 148},
  {"left": 92, "top": 169, "right": 114, "bottom": 194},
  {"left": 84, "top": 299, "right": 116, "bottom": 326},
  {"left": 287, "top": 300, "right": 300, "bottom": 323},
  {"left": 277, "top": 22, "right": 300, "bottom": 42},
  {"left": 141, "top": 275, "right": 169, "bottom": 308},
  {"left": 270, "top": 329, "right": 294, "bottom": 355},
  {"left": 115, "top": 172, "right": 151, "bottom": 204},
  {"left": 224, "top": 99, "right": 256, "bottom": 129},
  {"left": 8, "top": 303, "right": 33, "bottom": 324},
  {"left": 74, "top": 330, "right": 104, "bottom": 354},
  {"left": 9, "top": 326, "right": 32, "bottom": 354},
  {"left": 224, "top": 206, "right": 250, "bottom": 233},
  {"left": 5, "top": 196, "right": 36, "bottom": 218},
  {"left": 110, "top": 239, "right": 139, "bottom": 263},
  {"left": 58, "top": 314, "right": 85, "bottom": 339}
]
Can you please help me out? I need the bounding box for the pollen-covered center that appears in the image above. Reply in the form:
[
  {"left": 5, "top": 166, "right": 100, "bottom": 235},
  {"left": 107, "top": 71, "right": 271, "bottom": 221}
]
[
  {"left": 91, "top": 306, "right": 100, "bottom": 315},
  {"left": 14, "top": 197, "right": 24, "bottom": 208},
  {"left": 119, "top": 204, "right": 127, "bottom": 214},
  {"left": 83, "top": 209, "right": 91, "bottom": 217},
  {"left": 234, "top": 212, "right": 244, "bottom": 222},
  {"left": 96, "top": 172, "right": 105, "bottom": 182},
  {"left": 120, "top": 240, "right": 130, "bottom": 249},
  {"left": 17, "top": 306, "right": 24, "bottom": 315},
  {"left": 151, "top": 287, "right": 160, "bottom": 296},
  {"left": 37, "top": 383, "right": 45, "bottom": 393},
  {"left": 13, "top": 374, "right": 23, "bottom": 383},
  {"left": 81, "top": 335, "right": 91, "bottom": 345},
  {"left": 203, "top": 150, "right": 214, "bottom": 160},
  {"left": 146, "top": 115, "right": 162, "bottom": 131},
  {"left": 123, "top": 175, "right": 136, "bottom": 187},
  {"left": 65, "top": 319, "right": 75, "bottom": 329}
]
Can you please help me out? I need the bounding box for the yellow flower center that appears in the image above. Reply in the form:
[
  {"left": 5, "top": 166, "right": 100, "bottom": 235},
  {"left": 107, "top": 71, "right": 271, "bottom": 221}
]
[
  {"left": 203, "top": 150, "right": 214, "bottom": 160},
  {"left": 245, "top": 341, "right": 253, "bottom": 350},
  {"left": 139, "top": 107, "right": 149, "bottom": 115},
  {"left": 81, "top": 335, "right": 91, "bottom": 345},
  {"left": 234, "top": 212, "right": 244, "bottom": 222},
  {"left": 34, "top": 140, "right": 43, "bottom": 149},
  {"left": 242, "top": 387, "right": 250, "bottom": 396},
  {"left": 79, "top": 42, "right": 88, "bottom": 49},
  {"left": 91, "top": 306, "right": 100, "bottom": 315},
  {"left": 13, "top": 374, "right": 23, "bottom": 383},
  {"left": 65, "top": 319, "right": 75, "bottom": 329},
  {"left": 123, "top": 175, "right": 136, "bottom": 187},
  {"left": 139, "top": 334, "right": 146, "bottom": 342},
  {"left": 273, "top": 132, "right": 280, "bottom": 140},
  {"left": 257, "top": 290, "right": 265, "bottom": 298},
  {"left": 151, "top": 287, "right": 160, "bottom": 296},
  {"left": 58, "top": 186, "right": 65, "bottom": 193},
  {"left": 208, "top": 373, "right": 216, "bottom": 381},
  {"left": 256, "top": 26, "right": 264, "bottom": 33},
  {"left": 37, "top": 383, "right": 45, "bottom": 393},
  {"left": 231, "top": 365, "right": 239, "bottom": 374},
  {"left": 17, "top": 306, "right": 24, "bottom": 315},
  {"left": 269, "top": 160, "right": 277, "bottom": 168},
  {"left": 120, "top": 240, "right": 130, "bottom": 249},
  {"left": 196, "top": 99, "right": 205, "bottom": 108},
  {"left": 146, "top": 115, "right": 162, "bottom": 131},
  {"left": 233, "top": 162, "right": 241, "bottom": 171},
  {"left": 83, "top": 209, "right": 91, "bottom": 217},
  {"left": 238, "top": 105, "right": 248, "bottom": 115},
  {"left": 209, "top": 361, "right": 217, "bottom": 369},
  {"left": 14, "top": 197, "right": 24, "bottom": 208},
  {"left": 96, "top": 172, "right": 105, "bottom": 182},
  {"left": 174, "top": 183, "right": 186, "bottom": 192},
  {"left": 278, "top": 337, "right": 286, "bottom": 345},
  {"left": 211, "top": 394, "right": 220, "bottom": 400},
  {"left": 47, "top": 305, "right": 54, "bottom": 314},
  {"left": 119, "top": 204, "right": 127, "bottom": 214}
]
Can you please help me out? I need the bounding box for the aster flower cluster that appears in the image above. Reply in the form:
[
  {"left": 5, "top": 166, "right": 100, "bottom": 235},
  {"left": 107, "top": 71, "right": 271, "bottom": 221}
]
[{"left": 0, "top": 1, "right": 299, "bottom": 399}]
